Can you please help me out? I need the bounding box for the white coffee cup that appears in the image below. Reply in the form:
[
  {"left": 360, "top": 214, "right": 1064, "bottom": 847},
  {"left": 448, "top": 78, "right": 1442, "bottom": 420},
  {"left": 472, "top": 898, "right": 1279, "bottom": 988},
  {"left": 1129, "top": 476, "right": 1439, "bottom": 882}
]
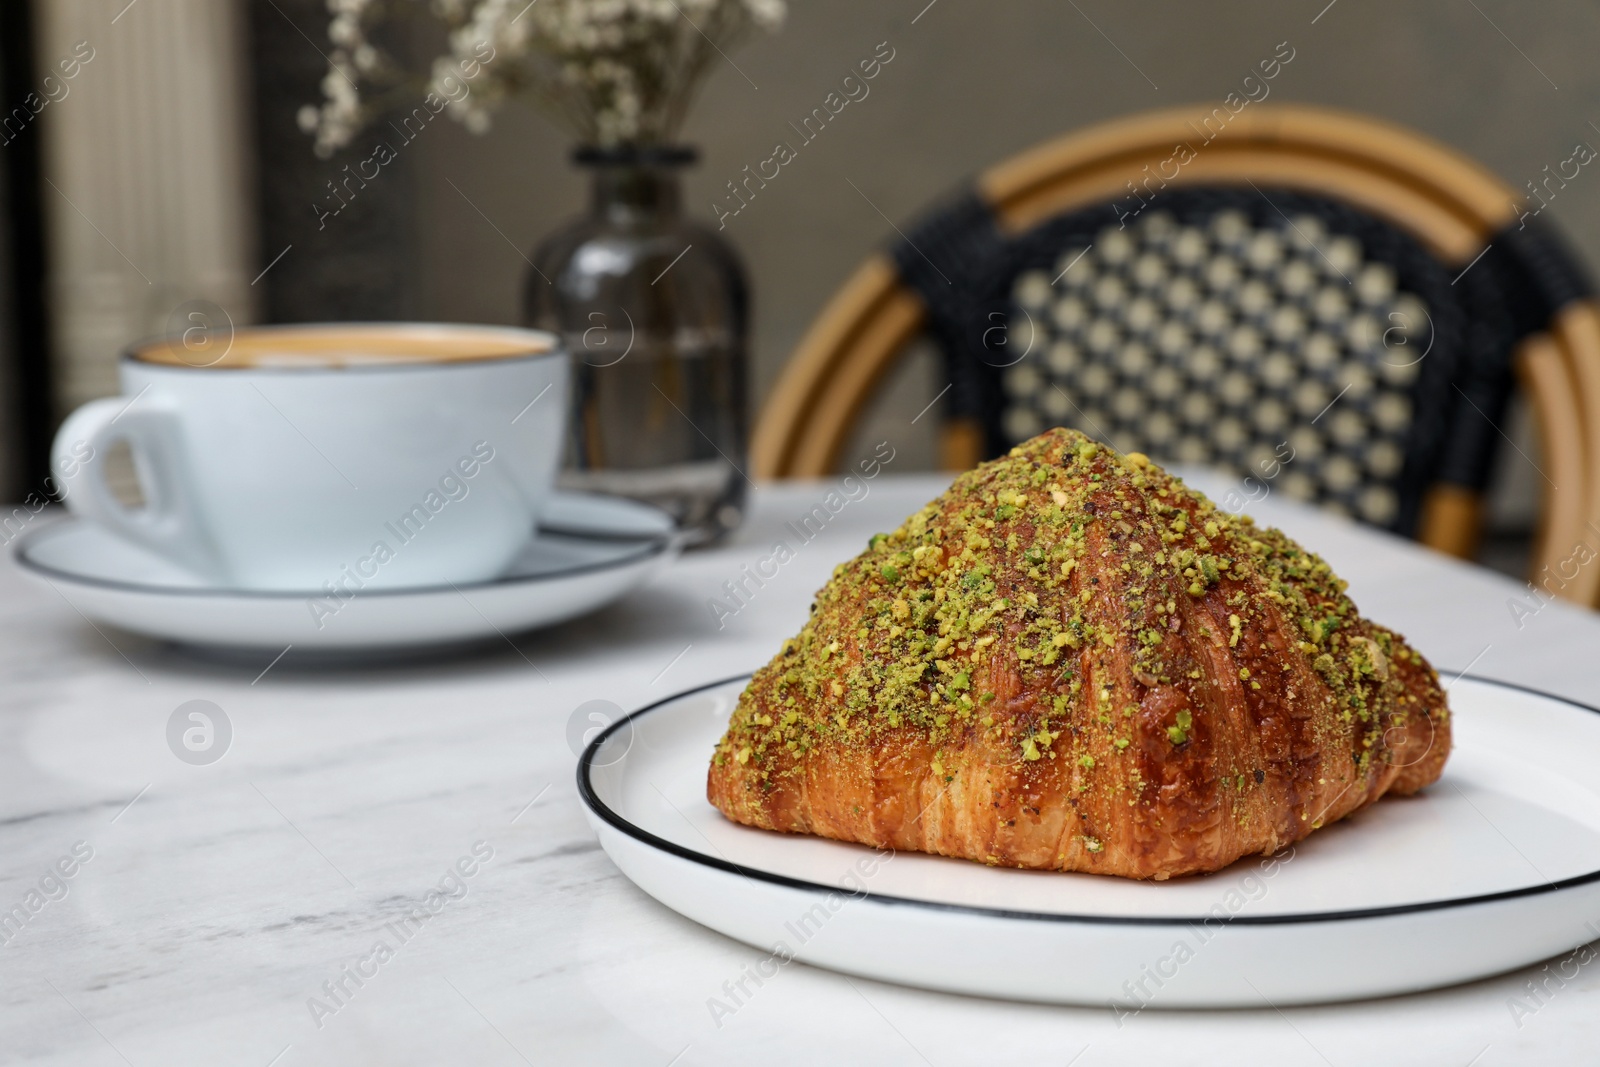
[{"left": 51, "top": 323, "right": 569, "bottom": 592}]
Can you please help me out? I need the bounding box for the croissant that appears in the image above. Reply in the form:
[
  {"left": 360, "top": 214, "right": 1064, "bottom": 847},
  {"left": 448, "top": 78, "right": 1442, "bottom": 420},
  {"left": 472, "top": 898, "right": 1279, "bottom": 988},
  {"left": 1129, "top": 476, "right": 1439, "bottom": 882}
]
[{"left": 707, "top": 428, "right": 1450, "bottom": 880}]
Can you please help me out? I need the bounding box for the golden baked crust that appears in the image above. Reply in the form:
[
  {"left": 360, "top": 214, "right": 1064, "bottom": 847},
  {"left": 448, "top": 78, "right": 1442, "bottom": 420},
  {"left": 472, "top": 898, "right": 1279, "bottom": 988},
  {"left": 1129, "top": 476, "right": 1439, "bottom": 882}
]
[{"left": 706, "top": 428, "right": 1450, "bottom": 880}]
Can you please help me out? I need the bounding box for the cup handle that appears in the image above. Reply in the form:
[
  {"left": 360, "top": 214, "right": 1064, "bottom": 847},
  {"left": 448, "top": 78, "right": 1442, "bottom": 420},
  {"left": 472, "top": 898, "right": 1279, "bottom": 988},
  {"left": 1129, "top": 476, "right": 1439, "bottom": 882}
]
[{"left": 52, "top": 397, "right": 224, "bottom": 580}]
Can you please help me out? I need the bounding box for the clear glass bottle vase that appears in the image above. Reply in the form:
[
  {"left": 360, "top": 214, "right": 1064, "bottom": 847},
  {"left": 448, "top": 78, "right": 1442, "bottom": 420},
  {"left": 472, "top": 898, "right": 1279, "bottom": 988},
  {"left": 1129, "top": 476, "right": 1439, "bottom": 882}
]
[{"left": 524, "top": 145, "right": 749, "bottom": 548}]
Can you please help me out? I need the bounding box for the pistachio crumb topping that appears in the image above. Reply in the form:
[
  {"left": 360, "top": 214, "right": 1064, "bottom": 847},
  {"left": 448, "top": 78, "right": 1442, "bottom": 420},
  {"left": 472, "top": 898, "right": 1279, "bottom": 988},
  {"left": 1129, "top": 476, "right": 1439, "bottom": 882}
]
[{"left": 711, "top": 427, "right": 1439, "bottom": 815}]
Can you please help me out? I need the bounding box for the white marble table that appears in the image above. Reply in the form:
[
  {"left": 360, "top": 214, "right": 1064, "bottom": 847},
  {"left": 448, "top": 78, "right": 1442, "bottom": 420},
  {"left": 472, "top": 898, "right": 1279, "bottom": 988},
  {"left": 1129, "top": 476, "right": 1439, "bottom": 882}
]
[{"left": 3, "top": 472, "right": 1598, "bottom": 1066}]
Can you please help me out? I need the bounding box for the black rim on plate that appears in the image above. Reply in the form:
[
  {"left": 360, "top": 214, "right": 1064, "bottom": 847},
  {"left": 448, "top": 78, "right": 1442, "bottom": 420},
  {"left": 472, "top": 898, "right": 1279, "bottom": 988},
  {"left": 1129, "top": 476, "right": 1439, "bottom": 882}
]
[{"left": 577, "top": 672, "right": 1600, "bottom": 927}]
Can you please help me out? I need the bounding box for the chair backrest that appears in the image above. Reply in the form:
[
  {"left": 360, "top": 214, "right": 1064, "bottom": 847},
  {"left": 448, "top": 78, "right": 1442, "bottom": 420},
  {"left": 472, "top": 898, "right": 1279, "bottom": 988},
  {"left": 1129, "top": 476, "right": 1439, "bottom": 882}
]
[{"left": 753, "top": 105, "right": 1600, "bottom": 604}]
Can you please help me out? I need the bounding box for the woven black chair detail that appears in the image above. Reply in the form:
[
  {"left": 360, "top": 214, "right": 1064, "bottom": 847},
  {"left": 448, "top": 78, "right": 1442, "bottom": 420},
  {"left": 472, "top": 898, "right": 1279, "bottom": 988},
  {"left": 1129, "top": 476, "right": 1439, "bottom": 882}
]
[{"left": 891, "top": 186, "right": 1590, "bottom": 540}]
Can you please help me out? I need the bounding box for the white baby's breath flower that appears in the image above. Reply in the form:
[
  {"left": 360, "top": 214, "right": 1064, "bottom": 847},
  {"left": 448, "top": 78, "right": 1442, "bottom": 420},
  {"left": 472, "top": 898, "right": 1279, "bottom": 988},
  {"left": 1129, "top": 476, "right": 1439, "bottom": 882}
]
[
  {"left": 301, "top": 0, "right": 787, "bottom": 150},
  {"left": 742, "top": 0, "right": 784, "bottom": 29},
  {"left": 329, "top": 15, "right": 359, "bottom": 46}
]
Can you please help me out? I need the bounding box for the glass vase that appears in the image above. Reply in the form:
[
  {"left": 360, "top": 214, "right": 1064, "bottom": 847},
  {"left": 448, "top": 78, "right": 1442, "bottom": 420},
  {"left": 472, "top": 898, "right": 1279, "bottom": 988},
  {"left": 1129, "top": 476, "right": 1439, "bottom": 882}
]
[{"left": 524, "top": 145, "right": 749, "bottom": 548}]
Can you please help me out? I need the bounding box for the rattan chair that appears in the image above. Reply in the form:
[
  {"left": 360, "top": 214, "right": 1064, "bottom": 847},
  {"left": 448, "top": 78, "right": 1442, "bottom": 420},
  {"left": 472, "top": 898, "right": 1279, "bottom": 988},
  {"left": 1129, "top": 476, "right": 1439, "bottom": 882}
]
[{"left": 753, "top": 105, "right": 1600, "bottom": 605}]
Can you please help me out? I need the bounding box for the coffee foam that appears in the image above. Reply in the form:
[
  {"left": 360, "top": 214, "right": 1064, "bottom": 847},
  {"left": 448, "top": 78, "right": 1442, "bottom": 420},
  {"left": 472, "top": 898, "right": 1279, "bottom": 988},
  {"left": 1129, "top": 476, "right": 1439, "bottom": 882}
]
[{"left": 133, "top": 326, "right": 552, "bottom": 369}]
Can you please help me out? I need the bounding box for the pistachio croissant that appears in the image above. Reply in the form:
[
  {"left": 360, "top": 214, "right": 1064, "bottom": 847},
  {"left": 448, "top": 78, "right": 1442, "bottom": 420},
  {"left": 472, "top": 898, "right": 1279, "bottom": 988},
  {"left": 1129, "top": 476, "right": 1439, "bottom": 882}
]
[{"left": 707, "top": 428, "right": 1450, "bottom": 880}]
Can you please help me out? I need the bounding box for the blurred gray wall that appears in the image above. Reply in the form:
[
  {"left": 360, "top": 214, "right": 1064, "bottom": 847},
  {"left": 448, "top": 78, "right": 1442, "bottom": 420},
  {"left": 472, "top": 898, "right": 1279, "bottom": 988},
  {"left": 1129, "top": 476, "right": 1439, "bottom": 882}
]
[
  {"left": 402, "top": 1, "right": 1600, "bottom": 367},
  {"left": 402, "top": 0, "right": 1593, "bottom": 529},
  {"left": 19, "top": 0, "right": 1576, "bottom": 565}
]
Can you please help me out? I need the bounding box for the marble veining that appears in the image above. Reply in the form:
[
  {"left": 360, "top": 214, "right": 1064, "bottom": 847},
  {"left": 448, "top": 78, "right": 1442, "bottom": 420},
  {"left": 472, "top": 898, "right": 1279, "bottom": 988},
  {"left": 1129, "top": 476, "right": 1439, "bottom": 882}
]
[{"left": 1, "top": 474, "right": 1597, "bottom": 1065}]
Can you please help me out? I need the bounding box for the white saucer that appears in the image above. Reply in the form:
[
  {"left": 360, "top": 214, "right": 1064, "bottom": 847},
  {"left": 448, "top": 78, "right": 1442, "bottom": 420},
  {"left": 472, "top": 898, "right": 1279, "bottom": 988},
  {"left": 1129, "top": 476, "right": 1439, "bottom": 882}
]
[
  {"left": 15, "top": 492, "right": 678, "bottom": 650},
  {"left": 580, "top": 674, "right": 1600, "bottom": 1007}
]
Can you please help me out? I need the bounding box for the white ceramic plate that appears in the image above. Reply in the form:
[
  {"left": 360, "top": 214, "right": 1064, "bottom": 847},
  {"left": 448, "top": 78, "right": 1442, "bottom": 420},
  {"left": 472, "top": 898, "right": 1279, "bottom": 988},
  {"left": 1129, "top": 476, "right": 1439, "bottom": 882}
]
[
  {"left": 15, "top": 492, "right": 677, "bottom": 650},
  {"left": 580, "top": 674, "right": 1600, "bottom": 1007}
]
